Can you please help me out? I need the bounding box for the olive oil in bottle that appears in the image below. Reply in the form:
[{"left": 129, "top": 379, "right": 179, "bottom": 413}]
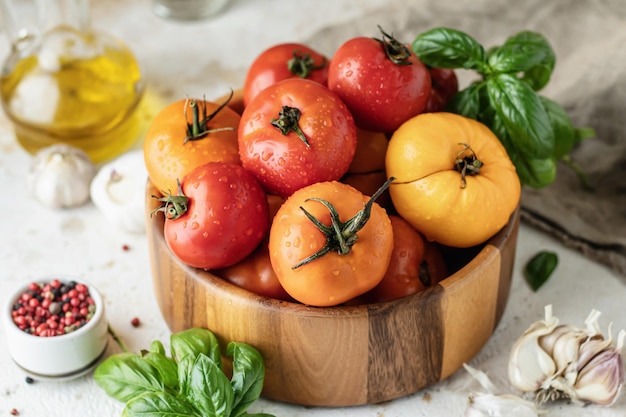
[{"left": 0, "top": 0, "right": 144, "bottom": 163}]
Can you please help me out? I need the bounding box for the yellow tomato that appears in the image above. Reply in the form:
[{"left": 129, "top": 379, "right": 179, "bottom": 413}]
[{"left": 385, "top": 112, "right": 520, "bottom": 248}]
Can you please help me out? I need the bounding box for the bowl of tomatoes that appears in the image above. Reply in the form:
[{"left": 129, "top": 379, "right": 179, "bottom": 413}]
[{"left": 144, "top": 30, "right": 522, "bottom": 406}]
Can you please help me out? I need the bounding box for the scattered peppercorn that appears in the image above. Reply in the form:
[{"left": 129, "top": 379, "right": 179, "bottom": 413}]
[
  {"left": 11, "top": 279, "right": 96, "bottom": 337},
  {"left": 122, "top": 244, "right": 130, "bottom": 251},
  {"left": 131, "top": 317, "right": 141, "bottom": 327},
  {"left": 25, "top": 376, "right": 34, "bottom": 384},
  {"left": 10, "top": 408, "right": 19, "bottom": 415}
]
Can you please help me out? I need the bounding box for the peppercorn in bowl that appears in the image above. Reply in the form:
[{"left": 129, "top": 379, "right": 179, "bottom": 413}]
[{"left": 3, "top": 277, "right": 108, "bottom": 381}]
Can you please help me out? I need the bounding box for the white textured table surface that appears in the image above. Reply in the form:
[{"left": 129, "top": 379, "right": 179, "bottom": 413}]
[{"left": 1, "top": 1, "right": 625, "bottom": 416}]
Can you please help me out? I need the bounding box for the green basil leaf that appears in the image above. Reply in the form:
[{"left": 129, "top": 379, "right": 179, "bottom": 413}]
[
  {"left": 412, "top": 27, "right": 487, "bottom": 71},
  {"left": 94, "top": 353, "right": 164, "bottom": 403},
  {"left": 180, "top": 354, "right": 234, "bottom": 417},
  {"left": 487, "top": 73, "right": 554, "bottom": 158},
  {"left": 142, "top": 351, "right": 179, "bottom": 390},
  {"left": 513, "top": 155, "right": 556, "bottom": 188},
  {"left": 228, "top": 342, "right": 266, "bottom": 417},
  {"left": 539, "top": 96, "right": 575, "bottom": 160},
  {"left": 171, "top": 328, "right": 222, "bottom": 367},
  {"left": 525, "top": 251, "right": 558, "bottom": 291},
  {"left": 488, "top": 31, "right": 555, "bottom": 90},
  {"left": 574, "top": 126, "right": 596, "bottom": 144},
  {"left": 446, "top": 82, "right": 484, "bottom": 119},
  {"left": 149, "top": 340, "right": 166, "bottom": 355},
  {"left": 124, "top": 391, "right": 198, "bottom": 417}
]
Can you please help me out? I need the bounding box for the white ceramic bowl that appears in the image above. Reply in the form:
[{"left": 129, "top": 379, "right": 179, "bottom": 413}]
[{"left": 3, "top": 277, "right": 108, "bottom": 381}]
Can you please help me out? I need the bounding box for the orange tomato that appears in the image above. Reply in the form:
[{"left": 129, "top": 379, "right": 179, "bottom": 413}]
[
  {"left": 340, "top": 170, "right": 392, "bottom": 211},
  {"left": 386, "top": 112, "right": 520, "bottom": 247},
  {"left": 268, "top": 181, "right": 393, "bottom": 306},
  {"left": 144, "top": 96, "right": 241, "bottom": 194},
  {"left": 347, "top": 128, "right": 388, "bottom": 174}
]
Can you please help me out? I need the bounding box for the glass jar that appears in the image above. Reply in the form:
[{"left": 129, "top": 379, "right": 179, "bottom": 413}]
[{"left": 0, "top": 0, "right": 145, "bottom": 163}]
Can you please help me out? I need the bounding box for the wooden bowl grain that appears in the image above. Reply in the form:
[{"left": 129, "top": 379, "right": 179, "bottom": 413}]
[{"left": 146, "top": 181, "right": 520, "bottom": 407}]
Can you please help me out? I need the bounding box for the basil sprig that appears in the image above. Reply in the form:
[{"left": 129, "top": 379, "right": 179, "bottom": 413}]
[
  {"left": 94, "top": 328, "right": 273, "bottom": 417},
  {"left": 412, "top": 28, "right": 594, "bottom": 188}
]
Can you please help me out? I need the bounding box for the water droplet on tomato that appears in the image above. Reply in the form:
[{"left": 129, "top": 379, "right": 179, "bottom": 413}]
[
  {"left": 202, "top": 232, "right": 208, "bottom": 238},
  {"left": 219, "top": 175, "right": 228, "bottom": 182},
  {"left": 331, "top": 270, "right": 340, "bottom": 276},
  {"left": 190, "top": 221, "right": 199, "bottom": 230}
]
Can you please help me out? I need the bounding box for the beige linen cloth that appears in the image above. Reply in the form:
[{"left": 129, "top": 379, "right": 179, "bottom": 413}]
[{"left": 306, "top": 0, "right": 626, "bottom": 276}]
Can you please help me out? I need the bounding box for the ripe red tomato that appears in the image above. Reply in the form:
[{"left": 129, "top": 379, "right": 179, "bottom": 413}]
[
  {"left": 213, "top": 243, "right": 292, "bottom": 301},
  {"left": 269, "top": 180, "right": 393, "bottom": 306},
  {"left": 424, "top": 67, "right": 459, "bottom": 113},
  {"left": 239, "top": 78, "right": 357, "bottom": 197},
  {"left": 243, "top": 43, "right": 329, "bottom": 108},
  {"left": 350, "top": 216, "right": 449, "bottom": 304},
  {"left": 327, "top": 26, "right": 431, "bottom": 133},
  {"left": 154, "top": 162, "right": 269, "bottom": 270}
]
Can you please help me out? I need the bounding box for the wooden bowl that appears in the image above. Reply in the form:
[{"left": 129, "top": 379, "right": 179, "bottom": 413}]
[{"left": 146, "top": 182, "right": 520, "bottom": 407}]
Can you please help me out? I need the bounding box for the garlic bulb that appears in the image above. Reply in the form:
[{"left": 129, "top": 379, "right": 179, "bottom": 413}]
[
  {"left": 89, "top": 150, "right": 148, "bottom": 233},
  {"left": 27, "top": 144, "right": 96, "bottom": 209},
  {"left": 508, "top": 304, "right": 626, "bottom": 407}
]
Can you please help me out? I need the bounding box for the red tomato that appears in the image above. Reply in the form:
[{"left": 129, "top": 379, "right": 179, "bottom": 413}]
[
  {"left": 327, "top": 26, "right": 431, "bottom": 133},
  {"left": 239, "top": 78, "right": 357, "bottom": 197},
  {"left": 424, "top": 67, "right": 459, "bottom": 113},
  {"left": 154, "top": 162, "right": 269, "bottom": 270},
  {"left": 243, "top": 43, "right": 329, "bottom": 108},
  {"left": 213, "top": 243, "right": 292, "bottom": 301},
  {"left": 350, "top": 216, "right": 449, "bottom": 304}
]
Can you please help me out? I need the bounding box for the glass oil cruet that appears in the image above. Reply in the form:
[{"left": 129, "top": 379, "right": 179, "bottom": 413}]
[{"left": 0, "top": 0, "right": 144, "bottom": 163}]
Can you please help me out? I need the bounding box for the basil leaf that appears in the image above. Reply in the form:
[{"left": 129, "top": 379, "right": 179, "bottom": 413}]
[
  {"left": 488, "top": 31, "right": 555, "bottom": 90},
  {"left": 525, "top": 251, "right": 558, "bottom": 291},
  {"left": 539, "top": 96, "right": 575, "bottom": 160},
  {"left": 171, "top": 328, "right": 222, "bottom": 367},
  {"left": 124, "top": 392, "right": 198, "bottom": 417},
  {"left": 487, "top": 73, "right": 554, "bottom": 158},
  {"left": 513, "top": 155, "right": 556, "bottom": 188},
  {"left": 142, "top": 351, "right": 179, "bottom": 390},
  {"left": 228, "top": 342, "right": 266, "bottom": 417},
  {"left": 149, "top": 340, "right": 166, "bottom": 355},
  {"left": 180, "top": 354, "right": 234, "bottom": 417},
  {"left": 412, "top": 27, "right": 486, "bottom": 71},
  {"left": 94, "top": 353, "right": 164, "bottom": 403},
  {"left": 447, "top": 82, "right": 483, "bottom": 119}
]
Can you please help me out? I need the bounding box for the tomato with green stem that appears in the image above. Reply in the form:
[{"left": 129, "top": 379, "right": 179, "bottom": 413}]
[
  {"left": 144, "top": 92, "right": 241, "bottom": 195},
  {"left": 268, "top": 179, "right": 394, "bottom": 306},
  {"left": 327, "top": 25, "right": 431, "bottom": 133},
  {"left": 152, "top": 162, "right": 269, "bottom": 270},
  {"left": 243, "top": 42, "right": 329, "bottom": 108},
  {"left": 239, "top": 78, "right": 357, "bottom": 197}
]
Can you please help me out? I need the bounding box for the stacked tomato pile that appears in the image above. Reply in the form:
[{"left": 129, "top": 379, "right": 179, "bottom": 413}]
[{"left": 144, "top": 27, "right": 521, "bottom": 307}]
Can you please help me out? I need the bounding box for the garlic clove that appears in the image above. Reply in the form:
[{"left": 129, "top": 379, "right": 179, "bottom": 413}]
[
  {"left": 27, "top": 144, "right": 96, "bottom": 209},
  {"left": 464, "top": 364, "right": 545, "bottom": 417},
  {"left": 466, "top": 393, "right": 545, "bottom": 417},
  {"left": 508, "top": 304, "right": 559, "bottom": 392},
  {"left": 572, "top": 330, "right": 626, "bottom": 406},
  {"left": 89, "top": 149, "right": 148, "bottom": 233}
]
